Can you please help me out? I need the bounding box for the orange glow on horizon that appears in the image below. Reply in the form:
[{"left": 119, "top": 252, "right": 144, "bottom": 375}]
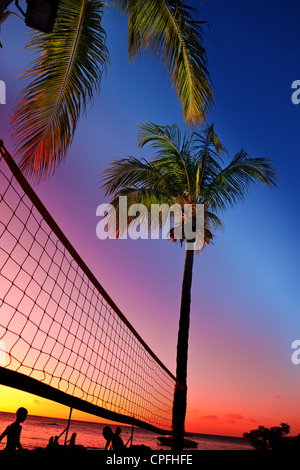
[
  {"left": 1, "top": 384, "right": 299, "bottom": 439},
  {"left": 0, "top": 384, "right": 116, "bottom": 426}
]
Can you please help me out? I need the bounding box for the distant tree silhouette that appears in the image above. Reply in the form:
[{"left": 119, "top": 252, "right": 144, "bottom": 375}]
[{"left": 243, "top": 423, "right": 300, "bottom": 451}]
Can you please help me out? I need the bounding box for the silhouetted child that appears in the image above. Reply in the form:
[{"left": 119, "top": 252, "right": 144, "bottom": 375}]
[
  {"left": 0, "top": 407, "right": 28, "bottom": 451},
  {"left": 68, "top": 432, "right": 77, "bottom": 447},
  {"left": 45, "top": 435, "right": 62, "bottom": 452},
  {"left": 45, "top": 436, "right": 54, "bottom": 450}
]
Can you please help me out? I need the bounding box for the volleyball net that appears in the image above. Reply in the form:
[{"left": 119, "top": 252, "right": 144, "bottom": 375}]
[{"left": 0, "top": 140, "right": 176, "bottom": 433}]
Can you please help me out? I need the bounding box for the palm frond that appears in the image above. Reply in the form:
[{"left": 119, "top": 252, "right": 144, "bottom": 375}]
[
  {"left": 204, "top": 209, "right": 224, "bottom": 231},
  {"left": 203, "top": 149, "right": 277, "bottom": 211},
  {"left": 100, "top": 155, "right": 183, "bottom": 201},
  {"left": 12, "top": 0, "right": 109, "bottom": 182},
  {"left": 137, "top": 121, "right": 192, "bottom": 195},
  {"left": 115, "top": 0, "right": 214, "bottom": 126},
  {"left": 193, "top": 123, "right": 225, "bottom": 200},
  {"left": 99, "top": 121, "right": 277, "bottom": 249}
]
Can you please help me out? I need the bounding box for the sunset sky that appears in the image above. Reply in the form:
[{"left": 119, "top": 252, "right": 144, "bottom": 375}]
[{"left": 0, "top": 0, "right": 300, "bottom": 437}]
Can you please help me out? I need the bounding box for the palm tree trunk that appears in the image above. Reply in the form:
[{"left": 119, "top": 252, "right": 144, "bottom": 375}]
[{"left": 172, "top": 246, "right": 194, "bottom": 452}]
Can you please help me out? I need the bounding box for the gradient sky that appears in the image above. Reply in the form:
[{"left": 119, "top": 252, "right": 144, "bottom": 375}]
[{"left": 0, "top": 0, "right": 299, "bottom": 437}]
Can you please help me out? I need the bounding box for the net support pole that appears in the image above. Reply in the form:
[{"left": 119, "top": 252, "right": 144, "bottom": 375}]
[{"left": 64, "top": 407, "right": 73, "bottom": 446}]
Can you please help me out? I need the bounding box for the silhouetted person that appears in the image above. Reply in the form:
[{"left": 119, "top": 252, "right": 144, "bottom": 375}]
[
  {"left": 103, "top": 425, "right": 125, "bottom": 451},
  {"left": 0, "top": 407, "right": 28, "bottom": 451},
  {"left": 114, "top": 426, "right": 125, "bottom": 451},
  {"left": 103, "top": 426, "right": 114, "bottom": 450},
  {"left": 45, "top": 436, "right": 54, "bottom": 450},
  {"left": 45, "top": 435, "right": 62, "bottom": 452},
  {"left": 68, "top": 432, "right": 77, "bottom": 447}
]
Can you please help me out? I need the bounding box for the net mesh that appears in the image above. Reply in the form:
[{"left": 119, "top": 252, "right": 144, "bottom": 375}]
[{"left": 0, "top": 144, "right": 175, "bottom": 432}]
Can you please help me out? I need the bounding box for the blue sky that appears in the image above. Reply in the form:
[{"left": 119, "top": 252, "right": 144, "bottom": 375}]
[{"left": 0, "top": 0, "right": 299, "bottom": 436}]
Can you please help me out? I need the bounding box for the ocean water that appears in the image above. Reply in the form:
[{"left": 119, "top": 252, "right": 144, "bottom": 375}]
[{"left": 0, "top": 411, "right": 252, "bottom": 451}]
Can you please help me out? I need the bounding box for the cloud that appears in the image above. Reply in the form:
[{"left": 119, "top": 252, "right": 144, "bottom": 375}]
[
  {"left": 225, "top": 413, "right": 244, "bottom": 420},
  {"left": 202, "top": 415, "right": 218, "bottom": 421},
  {"left": 247, "top": 417, "right": 259, "bottom": 423},
  {"left": 33, "top": 398, "right": 43, "bottom": 405},
  {"left": 274, "top": 395, "right": 281, "bottom": 399}
]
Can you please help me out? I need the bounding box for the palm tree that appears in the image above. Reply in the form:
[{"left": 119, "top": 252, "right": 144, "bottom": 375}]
[
  {"left": 99, "top": 121, "right": 277, "bottom": 450},
  {"left": 11, "top": 0, "right": 213, "bottom": 182}
]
